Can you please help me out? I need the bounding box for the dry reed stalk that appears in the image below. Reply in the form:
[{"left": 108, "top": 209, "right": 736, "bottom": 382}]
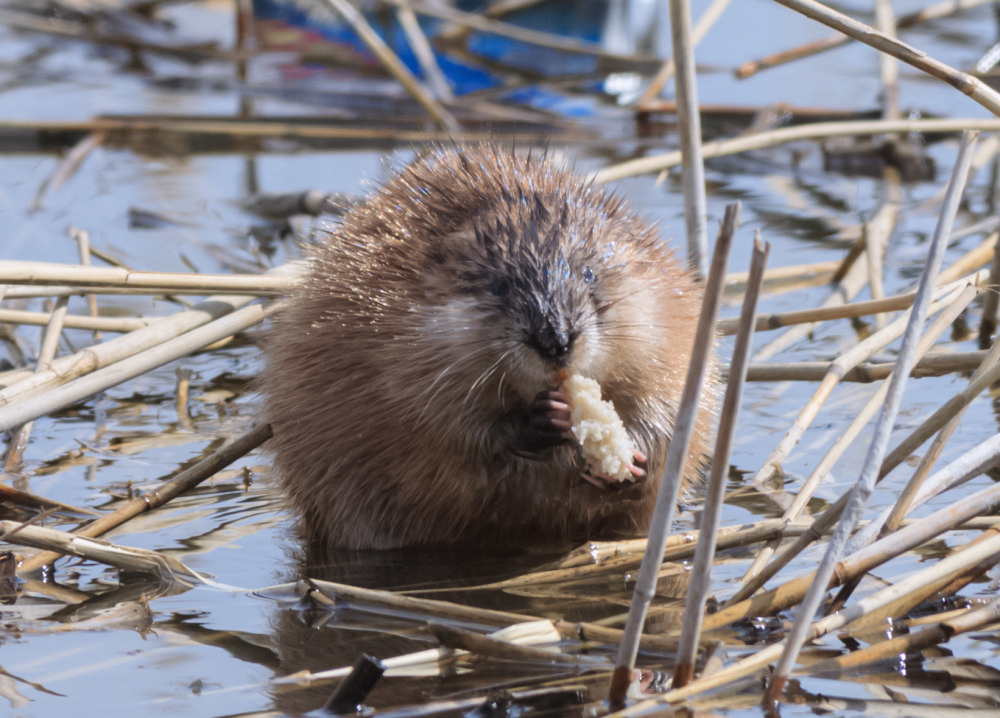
[
  {"left": 435, "top": 0, "right": 541, "bottom": 42},
  {"left": 852, "top": 428, "right": 1000, "bottom": 549},
  {"left": 729, "top": 427, "right": 1000, "bottom": 612},
  {"left": 764, "top": 130, "right": 977, "bottom": 706},
  {"left": 673, "top": 234, "right": 769, "bottom": 688},
  {"left": 746, "top": 282, "right": 965, "bottom": 493},
  {"left": 554, "top": 517, "right": 820, "bottom": 570},
  {"left": 17, "top": 422, "right": 273, "bottom": 571},
  {"left": 3, "top": 296, "right": 69, "bottom": 472},
  {"left": 389, "top": 0, "right": 656, "bottom": 68},
  {"left": 980, "top": 234, "right": 1000, "bottom": 344},
  {"left": 723, "top": 259, "right": 839, "bottom": 296},
  {"left": 0, "top": 294, "right": 258, "bottom": 400},
  {"left": 316, "top": 0, "right": 459, "bottom": 132},
  {"left": 734, "top": 283, "right": 977, "bottom": 595},
  {"left": 808, "top": 597, "right": 1000, "bottom": 674},
  {"left": 669, "top": 0, "right": 709, "bottom": 276},
  {"left": 303, "top": 579, "right": 618, "bottom": 648},
  {"left": 561, "top": 515, "right": 1000, "bottom": 573},
  {"left": 590, "top": 118, "right": 1000, "bottom": 184},
  {"left": 753, "top": 183, "right": 900, "bottom": 361},
  {"left": 914, "top": 135, "right": 1000, "bottom": 216},
  {"left": 611, "top": 530, "right": 1000, "bottom": 712},
  {"left": 731, "top": 134, "right": 981, "bottom": 606},
  {"left": 0, "top": 7, "right": 228, "bottom": 62},
  {"left": 1, "top": 287, "right": 196, "bottom": 299},
  {"left": 0, "top": 309, "right": 151, "bottom": 333},
  {"left": 718, "top": 289, "right": 932, "bottom": 335},
  {"left": 427, "top": 621, "right": 609, "bottom": 666},
  {"left": 773, "top": 0, "right": 1000, "bottom": 113},
  {"left": 882, "top": 343, "right": 1000, "bottom": 473},
  {"left": 865, "top": 179, "right": 897, "bottom": 329},
  {"left": 176, "top": 367, "right": 192, "bottom": 430},
  {"left": 396, "top": 5, "right": 454, "bottom": 101},
  {"left": 0, "top": 301, "right": 280, "bottom": 433},
  {"left": 1, "top": 520, "right": 204, "bottom": 583},
  {"left": 278, "top": 621, "right": 581, "bottom": 686},
  {"left": 0, "top": 484, "right": 97, "bottom": 517},
  {"left": 630, "top": 514, "right": 1000, "bottom": 565},
  {"left": 875, "top": 0, "right": 901, "bottom": 122},
  {"left": 636, "top": 0, "right": 732, "bottom": 107},
  {"left": 744, "top": 347, "right": 991, "bottom": 382},
  {"left": 915, "top": 538, "right": 1000, "bottom": 598},
  {"left": 736, "top": 0, "right": 994, "bottom": 79},
  {"left": 609, "top": 204, "right": 737, "bottom": 705},
  {"left": 935, "top": 232, "right": 996, "bottom": 285},
  {"left": 0, "top": 117, "right": 578, "bottom": 146},
  {"left": 750, "top": 262, "right": 869, "bottom": 357},
  {"left": 879, "top": 333, "right": 1000, "bottom": 535},
  {"left": 72, "top": 228, "right": 102, "bottom": 344},
  {"left": 839, "top": 522, "right": 1000, "bottom": 628},
  {"left": 832, "top": 531, "right": 1000, "bottom": 633},
  {"left": 303, "top": 583, "right": 697, "bottom": 667},
  {"left": 0, "top": 261, "right": 292, "bottom": 294}
]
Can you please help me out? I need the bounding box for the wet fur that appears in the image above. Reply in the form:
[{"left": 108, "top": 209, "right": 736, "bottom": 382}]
[{"left": 263, "top": 144, "right": 716, "bottom": 550}]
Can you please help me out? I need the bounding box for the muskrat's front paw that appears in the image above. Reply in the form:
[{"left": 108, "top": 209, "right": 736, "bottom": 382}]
[
  {"left": 515, "top": 389, "right": 572, "bottom": 457},
  {"left": 581, "top": 449, "right": 647, "bottom": 490},
  {"left": 629, "top": 449, "right": 648, "bottom": 481},
  {"left": 530, "top": 389, "right": 573, "bottom": 436}
]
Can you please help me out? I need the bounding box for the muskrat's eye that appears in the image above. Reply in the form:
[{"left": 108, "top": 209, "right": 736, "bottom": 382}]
[
  {"left": 491, "top": 278, "right": 512, "bottom": 297},
  {"left": 582, "top": 267, "right": 596, "bottom": 285}
]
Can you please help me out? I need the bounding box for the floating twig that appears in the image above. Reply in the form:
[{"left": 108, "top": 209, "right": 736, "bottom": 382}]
[
  {"left": 17, "top": 423, "right": 274, "bottom": 572},
  {"left": 590, "top": 117, "right": 1000, "bottom": 184},
  {"left": 0, "top": 302, "right": 281, "bottom": 433},
  {"left": 736, "top": 0, "right": 994, "bottom": 79},
  {"left": 0, "top": 261, "right": 292, "bottom": 295},
  {"left": 0, "top": 294, "right": 258, "bottom": 399}
]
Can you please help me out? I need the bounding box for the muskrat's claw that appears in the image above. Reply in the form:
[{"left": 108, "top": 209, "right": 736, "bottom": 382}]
[
  {"left": 530, "top": 389, "right": 573, "bottom": 438},
  {"left": 629, "top": 450, "right": 648, "bottom": 480},
  {"left": 514, "top": 389, "right": 572, "bottom": 458},
  {"left": 581, "top": 449, "right": 647, "bottom": 490}
]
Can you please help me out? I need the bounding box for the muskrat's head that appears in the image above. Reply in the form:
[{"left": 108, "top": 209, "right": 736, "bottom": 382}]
[
  {"left": 355, "top": 145, "right": 677, "bottom": 411},
  {"left": 402, "top": 179, "right": 653, "bottom": 410},
  {"left": 449, "top": 191, "right": 622, "bottom": 399}
]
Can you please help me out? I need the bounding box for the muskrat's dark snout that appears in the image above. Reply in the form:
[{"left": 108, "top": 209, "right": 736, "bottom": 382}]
[
  {"left": 263, "top": 143, "right": 717, "bottom": 550},
  {"left": 528, "top": 316, "right": 574, "bottom": 363}
]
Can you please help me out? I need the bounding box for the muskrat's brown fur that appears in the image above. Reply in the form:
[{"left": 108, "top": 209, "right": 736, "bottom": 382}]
[{"left": 263, "top": 144, "right": 716, "bottom": 550}]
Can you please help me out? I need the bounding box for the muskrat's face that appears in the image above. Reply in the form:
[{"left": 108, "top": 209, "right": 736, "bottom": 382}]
[{"left": 434, "top": 197, "right": 624, "bottom": 404}]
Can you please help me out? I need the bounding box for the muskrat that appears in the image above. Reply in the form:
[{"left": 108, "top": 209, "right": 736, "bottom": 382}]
[{"left": 263, "top": 144, "right": 716, "bottom": 550}]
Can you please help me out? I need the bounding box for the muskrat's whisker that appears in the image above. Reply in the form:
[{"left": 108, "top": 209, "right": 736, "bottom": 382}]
[
  {"left": 464, "top": 347, "right": 514, "bottom": 409},
  {"left": 410, "top": 339, "right": 504, "bottom": 420}
]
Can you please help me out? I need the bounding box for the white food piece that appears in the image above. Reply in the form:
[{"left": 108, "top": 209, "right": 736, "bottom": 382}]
[{"left": 565, "top": 374, "right": 635, "bottom": 481}]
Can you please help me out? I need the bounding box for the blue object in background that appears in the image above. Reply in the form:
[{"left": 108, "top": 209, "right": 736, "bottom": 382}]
[{"left": 251, "top": 0, "right": 611, "bottom": 112}]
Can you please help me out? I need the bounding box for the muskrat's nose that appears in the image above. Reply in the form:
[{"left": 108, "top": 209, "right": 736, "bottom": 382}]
[{"left": 531, "top": 321, "right": 573, "bottom": 360}]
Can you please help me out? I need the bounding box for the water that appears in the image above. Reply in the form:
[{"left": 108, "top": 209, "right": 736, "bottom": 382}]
[{"left": 2, "top": 0, "right": 1000, "bottom": 715}]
